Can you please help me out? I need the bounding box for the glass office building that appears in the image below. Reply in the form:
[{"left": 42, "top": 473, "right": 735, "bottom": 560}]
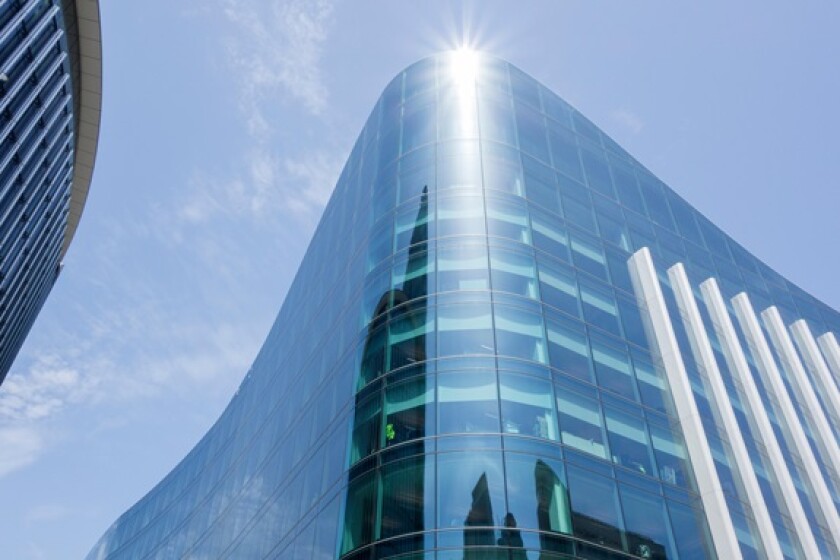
[
  {"left": 0, "top": 0, "right": 102, "bottom": 385},
  {"left": 87, "top": 52, "right": 840, "bottom": 559}
]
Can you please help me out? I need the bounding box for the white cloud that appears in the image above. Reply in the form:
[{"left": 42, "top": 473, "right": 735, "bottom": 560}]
[
  {"left": 0, "top": 426, "right": 43, "bottom": 477},
  {"left": 221, "top": 0, "right": 336, "bottom": 138},
  {"left": 612, "top": 108, "right": 645, "bottom": 134}
]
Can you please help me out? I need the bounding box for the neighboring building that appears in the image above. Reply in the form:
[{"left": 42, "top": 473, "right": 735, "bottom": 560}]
[
  {"left": 87, "top": 53, "right": 840, "bottom": 559},
  {"left": 0, "top": 0, "right": 102, "bottom": 385}
]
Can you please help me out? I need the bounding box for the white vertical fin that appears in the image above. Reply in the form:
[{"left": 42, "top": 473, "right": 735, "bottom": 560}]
[
  {"left": 627, "top": 248, "right": 742, "bottom": 560},
  {"left": 701, "top": 279, "right": 821, "bottom": 559},
  {"left": 668, "top": 264, "right": 782, "bottom": 559},
  {"left": 733, "top": 295, "right": 840, "bottom": 553},
  {"left": 816, "top": 332, "right": 840, "bottom": 389},
  {"left": 791, "top": 322, "right": 840, "bottom": 431}
]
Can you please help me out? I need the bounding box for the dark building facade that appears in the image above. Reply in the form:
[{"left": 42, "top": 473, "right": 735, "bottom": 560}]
[
  {"left": 87, "top": 53, "right": 840, "bottom": 559},
  {"left": 0, "top": 0, "right": 102, "bottom": 384}
]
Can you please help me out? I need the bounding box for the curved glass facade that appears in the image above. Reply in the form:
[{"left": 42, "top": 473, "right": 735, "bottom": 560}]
[
  {"left": 0, "top": 0, "right": 101, "bottom": 384},
  {"left": 87, "top": 53, "right": 840, "bottom": 560}
]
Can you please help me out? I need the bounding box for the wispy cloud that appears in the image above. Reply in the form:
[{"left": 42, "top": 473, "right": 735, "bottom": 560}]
[
  {"left": 0, "top": 426, "right": 42, "bottom": 477},
  {"left": 221, "top": 0, "right": 336, "bottom": 138},
  {"left": 612, "top": 108, "right": 645, "bottom": 134}
]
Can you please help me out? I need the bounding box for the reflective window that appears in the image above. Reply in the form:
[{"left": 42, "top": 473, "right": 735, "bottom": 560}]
[
  {"left": 546, "top": 313, "right": 592, "bottom": 381},
  {"left": 591, "top": 336, "right": 636, "bottom": 397},
  {"left": 341, "top": 470, "right": 377, "bottom": 554},
  {"left": 490, "top": 246, "right": 539, "bottom": 299},
  {"left": 379, "top": 456, "right": 435, "bottom": 539},
  {"left": 570, "top": 233, "right": 608, "bottom": 281},
  {"left": 548, "top": 126, "right": 584, "bottom": 182},
  {"left": 557, "top": 388, "right": 607, "bottom": 459},
  {"left": 500, "top": 372, "right": 556, "bottom": 439},
  {"left": 581, "top": 148, "right": 615, "bottom": 199},
  {"left": 531, "top": 208, "right": 571, "bottom": 262},
  {"left": 619, "top": 483, "right": 676, "bottom": 559},
  {"left": 438, "top": 451, "right": 506, "bottom": 532},
  {"left": 351, "top": 393, "right": 381, "bottom": 463},
  {"left": 437, "top": 194, "right": 485, "bottom": 238},
  {"left": 437, "top": 242, "right": 489, "bottom": 292},
  {"left": 482, "top": 142, "right": 524, "bottom": 196},
  {"left": 437, "top": 140, "right": 482, "bottom": 193},
  {"left": 437, "top": 303, "right": 494, "bottom": 357},
  {"left": 537, "top": 256, "right": 580, "bottom": 318},
  {"left": 605, "top": 405, "right": 653, "bottom": 476},
  {"left": 494, "top": 305, "right": 547, "bottom": 364},
  {"left": 486, "top": 195, "right": 531, "bottom": 244},
  {"left": 566, "top": 464, "right": 623, "bottom": 550},
  {"left": 438, "top": 371, "right": 499, "bottom": 434},
  {"left": 504, "top": 453, "right": 571, "bottom": 535},
  {"left": 650, "top": 420, "right": 692, "bottom": 488},
  {"left": 515, "top": 102, "right": 550, "bottom": 163}
]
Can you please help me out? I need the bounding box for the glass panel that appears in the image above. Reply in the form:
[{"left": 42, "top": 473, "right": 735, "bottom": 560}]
[
  {"left": 504, "top": 453, "right": 572, "bottom": 536},
  {"left": 402, "top": 101, "right": 436, "bottom": 153},
  {"left": 580, "top": 148, "right": 615, "bottom": 199},
  {"left": 351, "top": 393, "right": 381, "bottom": 463},
  {"left": 592, "top": 338, "right": 635, "bottom": 398},
  {"left": 537, "top": 256, "right": 580, "bottom": 318},
  {"left": 388, "top": 303, "right": 435, "bottom": 371},
  {"left": 548, "top": 126, "right": 583, "bottom": 182},
  {"left": 398, "top": 145, "right": 435, "bottom": 204},
  {"left": 605, "top": 406, "right": 653, "bottom": 476},
  {"left": 546, "top": 314, "right": 592, "bottom": 381},
  {"left": 437, "top": 243, "right": 489, "bottom": 292},
  {"left": 490, "top": 246, "right": 538, "bottom": 299},
  {"left": 486, "top": 195, "right": 531, "bottom": 244},
  {"left": 500, "top": 372, "right": 556, "bottom": 440},
  {"left": 438, "top": 451, "right": 506, "bottom": 536},
  {"left": 531, "top": 209, "right": 570, "bottom": 262},
  {"left": 384, "top": 377, "right": 435, "bottom": 447},
  {"left": 482, "top": 141, "right": 524, "bottom": 196},
  {"left": 515, "top": 102, "right": 550, "bottom": 163},
  {"left": 437, "top": 303, "right": 494, "bottom": 357},
  {"left": 556, "top": 388, "right": 607, "bottom": 459},
  {"left": 494, "top": 305, "right": 547, "bottom": 364},
  {"left": 379, "top": 455, "right": 435, "bottom": 539},
  {"left": 667, "top": 499, "right": 715, "bottom": 560},
  {"left": 438, "top": 371, "right": 499, "bottom": 434},
  {"left": 619, "top": 484, "right": 676, "bottom": 559},
  {"left": 579, "top": 278, "right": 622, "bottom": 337},
  {"left": 566, "top": 464, "right": 623, "bottom": 550},
  {"left": 394, "top": 195, "right": 433, "bottom": 254},
  {"left": 341, "top": 470, "right": 378, "bottom": 554},
  {"left": 478, "top": 92, "right": 517, "bottom": 146},
  {"left": 650, "top": 421, "right": 692, "bottom": 488},
  {"left": 437, "top": 194, "right": 485, "bottom": 237},
  {"left": 437, "top": 140, "right": 482, "bottom": 193},
  {"left": 570, "top": 233, "right": 608, "bottom": 281}
]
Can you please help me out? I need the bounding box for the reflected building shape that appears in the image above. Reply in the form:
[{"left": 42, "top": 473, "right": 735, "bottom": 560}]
[
  {"left": 87, "top": 52, "right": 840, "bottom": 559},
  {"left": 0, "top": 0, "right": 102, "bottom": 385}
]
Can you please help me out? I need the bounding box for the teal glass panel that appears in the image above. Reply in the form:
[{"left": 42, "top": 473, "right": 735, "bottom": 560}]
[
  {"left": 546, "top": 313, "right": 592, "bottom": 381},
  {"left": 490, "top": 246, "right": 539, "bottom": 299},
  {"left": 504, "top": 453, "right": 571, "bottom": 536},
  {"left": 556, "top": 388, "right": 607, "bottom": 459},
  {"left": 438, "top": 371, "right": 499, "bottom": 434},
  {"left": 482, "top": 141, "right": 524, "bottom": 196},
  {"left": 619, "top": 483, "right": 676, "bottom": 559},
  {"left": 566, "top": 464, "right": 624, "bottom": 550},
  {"left": 438, "top": 451, "right": 506, "bottom": 534},
  {"left": 486, "top": 195, "right": 531, "bottom": 244},
  {"left": 379, "top": 455, "right": 435, "bottom": 539},
  {"left": 437, "top": 302, "right": 494, "bottom": 356},
  {"left": 500, "top": 372, "right": 556, "bottom": 439}
]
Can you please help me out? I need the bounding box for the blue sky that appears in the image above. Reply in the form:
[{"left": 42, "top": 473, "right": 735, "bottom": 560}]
[{"left": 1, "top": 1, "right": 839, "bottom": 558}]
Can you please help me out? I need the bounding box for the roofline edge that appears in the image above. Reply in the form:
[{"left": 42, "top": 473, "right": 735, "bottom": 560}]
[{"left": 59, "top": 0, "right": 102, "bottom": 260}]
